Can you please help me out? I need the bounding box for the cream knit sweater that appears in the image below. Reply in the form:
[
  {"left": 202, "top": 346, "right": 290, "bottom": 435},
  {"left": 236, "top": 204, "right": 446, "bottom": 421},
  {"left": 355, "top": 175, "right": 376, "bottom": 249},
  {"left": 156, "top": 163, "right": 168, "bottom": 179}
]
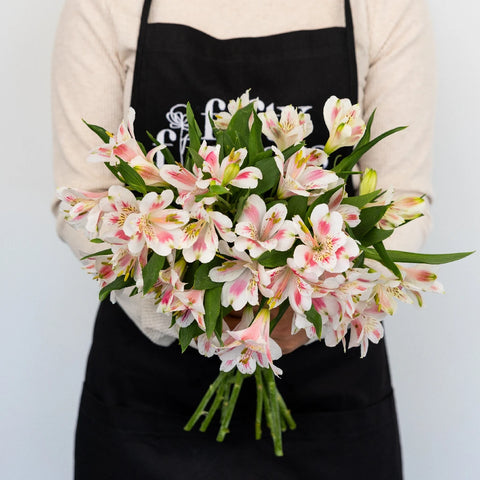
[{"left": 51, "top": 0, "right": 435, "bottom": 345}]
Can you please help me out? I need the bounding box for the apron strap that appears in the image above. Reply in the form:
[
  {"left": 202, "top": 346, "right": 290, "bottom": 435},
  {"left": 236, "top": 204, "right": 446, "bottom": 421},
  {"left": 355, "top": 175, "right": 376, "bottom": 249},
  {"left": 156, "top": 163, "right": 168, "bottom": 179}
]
[
  {"left": 131, "top": 0, "right": 153, "bottom": 110},
  {"left": 345, "top": 0, "right": 358, "bottom": 103}
]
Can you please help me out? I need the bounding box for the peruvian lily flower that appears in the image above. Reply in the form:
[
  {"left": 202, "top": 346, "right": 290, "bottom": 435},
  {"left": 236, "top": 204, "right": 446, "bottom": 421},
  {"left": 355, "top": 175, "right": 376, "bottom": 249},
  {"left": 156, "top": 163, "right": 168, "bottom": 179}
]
[
  {"left": 57, "top": 187, "right": 107, "bottom": 233},
  {"left": 83, "top": 256, "right": 116, "bottom": 289},
  {"left": 123, "top": 190, "right": 189, "bottom": 256},
  {"left": 110, "top": 242, "right": 148, "bottom": 287},
  {"left": 129, "top": 147, "right": 166, "bottom": 186},
  {"left": 348, "top": 302, "right": 386, "bottom": 358},
  {"left": 181, "top": 204, "right": 236, "bottom": 264},
  {"left": 323, "top": 96, "right": 366, "bottom": 155},
  {"left": 196, "top": 141, "right": 262, "bottom": 191},
  {"left": 169, "top": 289, "right": 206, "bottom": 329},
  {"left": 376, "top": 190, "right": 425, "bottom": 230},
  {"left": 328, "top": 187, "right": 361, "bottom": 228},
  {"left": 88, "top": 108, "right": 145, "bottom": 166},
  {"left": 154, "top": 256, "right": 187, "bottom": 312},
  {"left": 197, "top": 332, "right": 222, "bottom": 357},
  {"left": 98, "top": 185, "right": 139, "bottom": 243},
  {"left": 219, "top": 308, "right": 283, "bottom": 376},
  {"left": 160, "top": 163, "right": 212, "bottom": 209},
  {"left": 209, "top": 242, "right": 273, "bottom": 311},
  {"left": 214, "top": 90, "right": 258, "bottom": 130},
  {"left": 292, "top": 204, "right": 360, "bottom": 279},
  {"left": 267, "top": 259, "right": 314, "bottom": 315},
  {"left": 274, "top": 147, "right": 338, "bottom": 199},
  {"left": 399, "top": 264, "right": 444, "bottom": 306},
  {"left": 260, "top": 105, "right": 313, "bottom": 150},
  {"left": 234, "top": 194, "right": 297, "bottom": 258}
]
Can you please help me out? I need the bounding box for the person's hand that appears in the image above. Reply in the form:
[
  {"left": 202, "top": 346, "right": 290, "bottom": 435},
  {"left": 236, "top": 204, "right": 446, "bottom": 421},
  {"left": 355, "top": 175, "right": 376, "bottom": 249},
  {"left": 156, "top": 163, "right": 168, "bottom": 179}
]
[{"left": 224, "top": 306, "right": 309, "bottom": 355}]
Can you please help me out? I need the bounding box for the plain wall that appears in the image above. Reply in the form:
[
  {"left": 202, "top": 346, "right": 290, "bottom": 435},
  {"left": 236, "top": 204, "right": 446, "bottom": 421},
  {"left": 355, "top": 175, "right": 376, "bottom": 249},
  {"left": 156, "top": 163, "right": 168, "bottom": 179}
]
[{"left": 1, "top": 1, "right": 479, "bottom": 478}]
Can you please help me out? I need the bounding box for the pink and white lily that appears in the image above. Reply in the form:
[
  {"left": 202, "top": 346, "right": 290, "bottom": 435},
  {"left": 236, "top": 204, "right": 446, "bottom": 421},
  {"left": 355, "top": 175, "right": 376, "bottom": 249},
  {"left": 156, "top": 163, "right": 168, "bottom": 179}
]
[
  {"left": 196, "top": 142, "right": 262, "bottom": 191},
  {"left": 181, "top": 204, "right": 236, "bottom": 263},
  {"left": 260, "top": 105, "right": 313, "bottom": 150},
  {"left": 348, "top": 302, "right": 386, "bottom": 358},
  {"left": 214, "top": 90, "right": 258, "bottom": 130},
  {"left": 87, "top": 108, "right": 144, "bottom": 166},
  {"left": 209, "top": 242, "right": 273, "bottom": 311},
  {"left": 292, "top": 204, "right": 360, "bottom": 279},
  {"left": 274, "top": 147, "right": 338, "bottom": 199},
  {"left": 376, "top": 190, "right": 425, "bottom": 230},
  {"left": 328, "top": 187, "right": 361, "bottom": 228},
  {"left": 160, "top": 163, "right": 213, "bottom": 210},
  {"left": 323, "top": 96, "right": 366, "bottom": 155},
  {"left": 267, "top": 259, "right": 314, "bottom": 315},
  {"left": 234, "top": 194, "right": 297, "bottom": 258},
  {"left": 219, "top": 308, "right": 283, "bottom": 376},
  {"left": 123, "top": 190, "right": 189, "bottom": 256},
  {"left": 169, "top": 289, "right": 206, "bottom": 329},
  {"left": 98, "top": 185, "right": 139, "bottom": 243},
  {"left": 57, "top": 187, "right": 107, "bottom": 233}
]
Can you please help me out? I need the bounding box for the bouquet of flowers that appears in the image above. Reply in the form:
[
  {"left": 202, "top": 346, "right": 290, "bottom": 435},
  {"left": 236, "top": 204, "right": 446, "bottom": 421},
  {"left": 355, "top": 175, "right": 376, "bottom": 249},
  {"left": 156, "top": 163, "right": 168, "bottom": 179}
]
[{"left": 58, "top": 92, "right": 472, "bottom": 456}]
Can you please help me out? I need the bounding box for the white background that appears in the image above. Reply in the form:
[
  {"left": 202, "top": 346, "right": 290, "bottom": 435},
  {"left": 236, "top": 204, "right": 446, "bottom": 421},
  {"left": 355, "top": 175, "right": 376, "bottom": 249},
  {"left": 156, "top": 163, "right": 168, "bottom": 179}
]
[{"left": 1, "top": 1, "right": 479, "bottom": 478}]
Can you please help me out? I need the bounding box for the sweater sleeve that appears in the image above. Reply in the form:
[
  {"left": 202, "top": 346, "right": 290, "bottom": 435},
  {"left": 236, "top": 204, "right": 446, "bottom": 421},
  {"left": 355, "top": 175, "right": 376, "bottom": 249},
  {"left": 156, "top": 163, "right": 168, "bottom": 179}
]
[
  {"left": 51, "top": 0, "right": 177, "bottom": 346},
  {"left": 359, "top": 0, "right": 435, "bottom": 252}
]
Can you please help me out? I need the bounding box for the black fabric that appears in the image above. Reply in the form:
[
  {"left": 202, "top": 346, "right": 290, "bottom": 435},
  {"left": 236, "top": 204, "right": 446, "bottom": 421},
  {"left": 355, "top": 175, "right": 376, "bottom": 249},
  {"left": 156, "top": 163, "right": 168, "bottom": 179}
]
[{"left": 75, "top": 1, "right": 403, "bottom": 477}]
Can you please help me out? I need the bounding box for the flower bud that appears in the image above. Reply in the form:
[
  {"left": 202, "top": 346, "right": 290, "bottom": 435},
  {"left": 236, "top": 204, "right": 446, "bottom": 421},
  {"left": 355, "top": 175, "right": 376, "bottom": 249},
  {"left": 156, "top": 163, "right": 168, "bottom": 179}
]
[
  {"left": 359, "top": 168, "right": 377, "bottom": 195},
  {"left": 222, "top": 163, "right": 240, "bottom": 186}
]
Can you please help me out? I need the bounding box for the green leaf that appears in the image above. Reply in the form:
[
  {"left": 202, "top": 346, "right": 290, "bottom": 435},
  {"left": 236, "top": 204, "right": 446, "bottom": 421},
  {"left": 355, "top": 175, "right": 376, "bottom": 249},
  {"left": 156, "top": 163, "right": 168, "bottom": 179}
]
[
  {"left": 359, "top": 228, "right": 394, "bottom": 247},
  {"left": 186, "top": 102, "right": 202, "bottom": 153},
  {"left": 193, "top": 258, "right": 223, "bottom": 290},
  {"left": 332, "top": 126, "right": 407, "bottom": 179},
  {"left": 251, "top": 157, "right": 280, "bottom": 195},
  {"left": 281, "top": 142, "right": 305, "bottom": 160},
  {"left": 99, "top": 275, "right": 135, "bottom": 302},
  {"left": 90, "top": 238, "right": 104, "bottom": 244},
  {"left": 248, "top": 111, "right": 264, "bottom": 164},
  {"left": 187, "top": 146, "right": 206, "bottom": 168},
  {"left": 129, "top": 287, "right": 139, "bottom": 297},
  {"left": 305, "top": 184, "right": 343, "bottom": 218},
  {"left": 287, "top": 196, "right": 308, "bottom": 219},
  {"left": 142, "top": 253, "right": 166, "bottom": 294},
  {"left": 305, "top": 305, "right": 323, "bottom": 339},
  {"left": 159, "top": 145, "right": 177, "bottom": 165},
  {"left": 80, "top": 249, "right": 113, "bottom": 261},
  {"left": 179, "top": 322, "right": 204, "bottom": 353},
  {"left": 209, "top": 184, "right": 230, "bottom": 195},
  {"left": 83, "top": 120, "right": 111, "bottom": 143},
  {"left": 341, "top": 189, "right": 383, "bottom": 208},
  {"left": 146, "top": 130, "right": 161, "bottom": 146},
  {"left": 257, "top": 246, "right": 295, "bottom": 268},
  {"left": 117, "top": 159, "right": 147, "bottom": 194},
  {"left": 364, "top": 248, "right": 475, "bottom": 265},
  {"left": 182, "top": 262, "right": 199, "bottom": 290},
  {"left": 233, "top": 191, "right": 251, "bottom": 224},
  {"left": 355, "top": 109, "right": 375, "bottom": 150},
  {"left": 373, "top": 242, "right": 402, "bottom": 279},
  {"left": 351, "top": 205, "right": 390, "bottom": 239},
  {"left": 213, "top": 129, "right": 235, "bottom": 160},
  {"left": 105, "top": 163, "right": 124, "bottom": 183},
  {"left": 204, "top": 286, "right": 222, "bottom": 338},
  {"left": 226, "top": 103, "right": 255, "bottom": 148}
]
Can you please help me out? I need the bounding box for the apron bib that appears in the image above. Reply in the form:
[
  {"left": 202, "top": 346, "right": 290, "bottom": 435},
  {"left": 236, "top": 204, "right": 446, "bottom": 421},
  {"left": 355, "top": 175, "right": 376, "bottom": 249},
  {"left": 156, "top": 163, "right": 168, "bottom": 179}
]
[{"left": 75, "top": 2, "right": 403, "bottom": 478}]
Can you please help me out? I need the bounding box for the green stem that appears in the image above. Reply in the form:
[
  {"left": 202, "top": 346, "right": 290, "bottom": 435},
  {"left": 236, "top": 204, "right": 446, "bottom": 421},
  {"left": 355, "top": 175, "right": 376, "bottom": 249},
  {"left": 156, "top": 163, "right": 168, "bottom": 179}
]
[
  {"left": 184, "top": 371, "right": 227, "bottom": 431},
  {"left": 270, "top": 301, "right": 290, "bottom": 332},
  {"left": 199, "top": 381, "right": 225, "bottom": 432},
  {"left": 254, "top": 369, "right": 264, "bottom": 440},
  {"left": 277, "top": 391, "right": 297, "bottom": 431},
  {"left": 261, "top": 375, "right": 273, "bottom": 432},
  {"left": 216, "top": 369, "right": 245, "bottom": 442},
  {"left": 263, "top": 368, "right": 283, "bottom": 456}
]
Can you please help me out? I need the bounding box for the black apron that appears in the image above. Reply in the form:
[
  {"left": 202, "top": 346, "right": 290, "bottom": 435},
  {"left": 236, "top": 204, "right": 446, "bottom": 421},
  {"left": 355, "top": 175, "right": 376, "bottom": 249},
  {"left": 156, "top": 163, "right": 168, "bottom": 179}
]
[{"left": 75, "top": 1, "right": 403, "bottom": 478}]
